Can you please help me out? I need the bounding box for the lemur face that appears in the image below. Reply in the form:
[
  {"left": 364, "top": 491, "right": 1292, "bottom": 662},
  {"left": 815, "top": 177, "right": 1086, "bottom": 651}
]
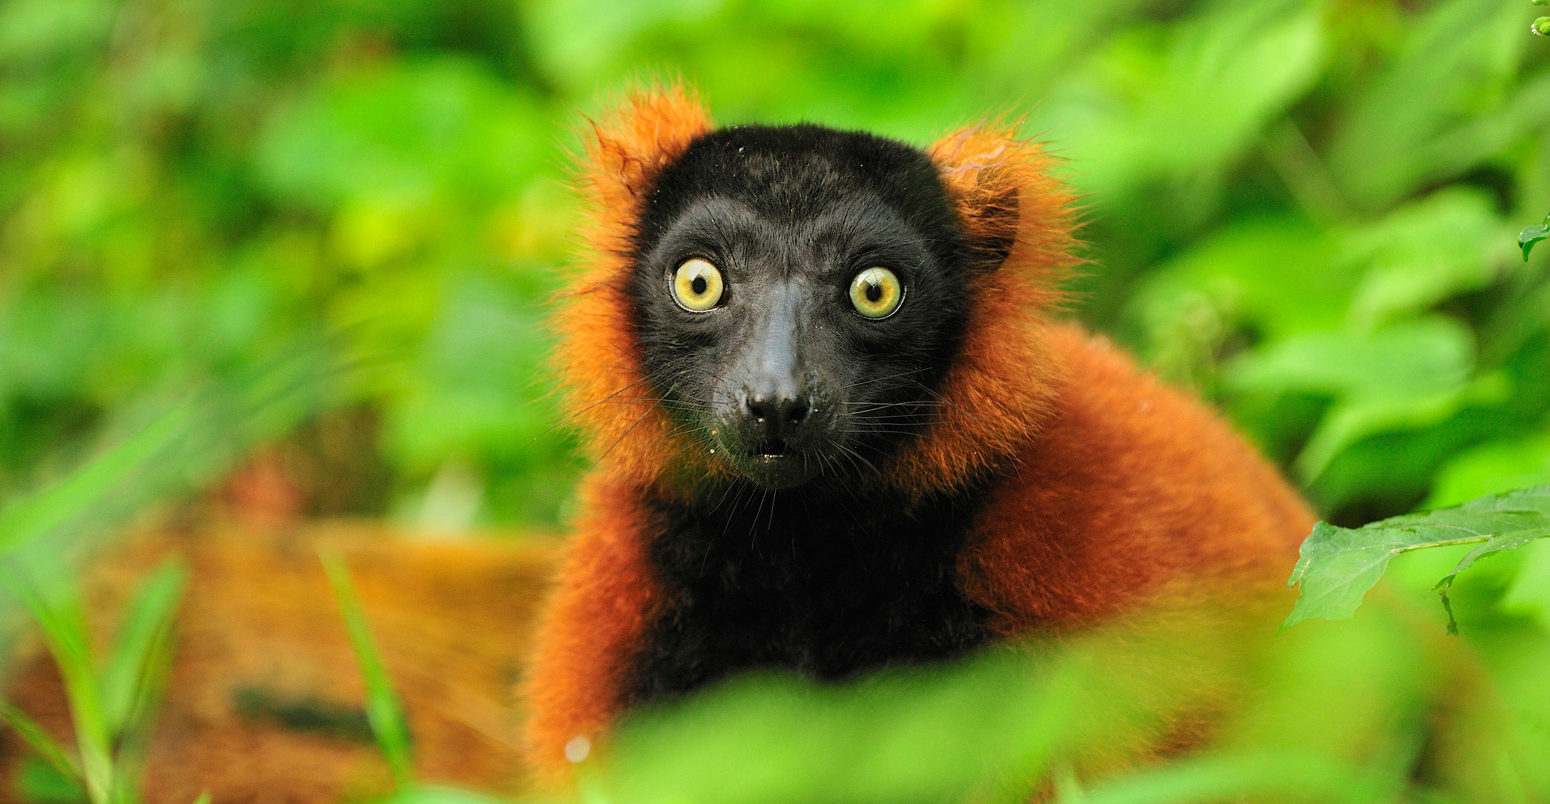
[{"left": 627, "top": 125, "right": 999, "bottom": 490}]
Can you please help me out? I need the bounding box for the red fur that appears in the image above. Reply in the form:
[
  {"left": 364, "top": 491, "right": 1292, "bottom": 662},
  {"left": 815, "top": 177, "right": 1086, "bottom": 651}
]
[
  {"left": 525, "top": 88, "right": 1315, "bottom": 785},
  {"left": 552, "top": 85, "right": 717, "bottom": 496}
]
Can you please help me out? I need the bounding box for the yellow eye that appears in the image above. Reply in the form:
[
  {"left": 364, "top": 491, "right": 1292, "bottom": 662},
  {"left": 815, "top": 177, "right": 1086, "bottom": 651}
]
[
  {"left": 848, "top": 267, "right": 903, "bottom": 319},
  {"left": 672, "top": 258, "right": 725, "bottom": 312}
]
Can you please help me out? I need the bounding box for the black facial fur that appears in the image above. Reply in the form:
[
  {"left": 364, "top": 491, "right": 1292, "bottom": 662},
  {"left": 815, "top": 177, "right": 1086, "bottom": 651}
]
[
  {"left": 619, "top": 125, "right": 1011, "bottom": 704},
  {"left": 628, "top": 124, "right": 1004, "bottom": 490}
]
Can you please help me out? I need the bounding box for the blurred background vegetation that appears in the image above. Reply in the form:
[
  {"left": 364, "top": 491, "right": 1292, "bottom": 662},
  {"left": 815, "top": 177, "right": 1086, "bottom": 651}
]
[
  {"left": 3, "top": 0, "right": 1549, "bottom": 533},
  {"left": 2, "top": 0, "right": 1550, "bottom": 800}
]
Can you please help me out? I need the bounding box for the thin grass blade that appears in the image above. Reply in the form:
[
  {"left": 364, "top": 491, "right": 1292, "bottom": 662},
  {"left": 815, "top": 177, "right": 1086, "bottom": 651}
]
[{"left": 320, "top": 549, "right": 414, "bottom": 788}]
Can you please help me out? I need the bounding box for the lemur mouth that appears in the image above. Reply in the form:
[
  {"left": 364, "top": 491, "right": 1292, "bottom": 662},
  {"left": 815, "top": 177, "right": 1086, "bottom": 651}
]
[
  {"left": 723, "top": 439, "right": 818, "bottom": 489},
  {"left": 751, "top": 438, "right": 790, "bottom": 458}
]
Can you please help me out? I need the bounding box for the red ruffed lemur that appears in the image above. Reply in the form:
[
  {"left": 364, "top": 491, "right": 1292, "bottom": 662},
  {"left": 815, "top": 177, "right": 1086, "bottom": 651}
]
[{"left": 525, "top": 87, "right": 1316, "bottom": 782}]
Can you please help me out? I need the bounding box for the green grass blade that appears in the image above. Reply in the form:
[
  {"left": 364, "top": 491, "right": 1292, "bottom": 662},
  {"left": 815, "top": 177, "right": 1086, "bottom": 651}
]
[
  {"left": 109, "top": 567, "right": 186, "bottom": 804},
  {"left": 0, "top": 699, "right": 85, "bottom": 789},
  {"left": 98, "top": 560, "right": 187, "bottom": 736},
  {"left": 320, "top": 549, "right": 414, "bottom": 788},
  {"left": 190, "top": 793, "right": 211, "bottom": 804},
  {"left": 2, "top": 571, "right": 116, "bottom": 803},
  {"left": 0, "top": 412, "right": 188, "bottom": 558}
]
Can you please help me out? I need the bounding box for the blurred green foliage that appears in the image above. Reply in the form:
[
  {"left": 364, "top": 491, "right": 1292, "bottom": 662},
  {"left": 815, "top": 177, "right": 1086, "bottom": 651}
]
[
  {"left": 3, "top": 0, "right": 1550, "bottom": 799},
  {"left": 2, "top": 0, "right": 1548, "bottom": 531}
]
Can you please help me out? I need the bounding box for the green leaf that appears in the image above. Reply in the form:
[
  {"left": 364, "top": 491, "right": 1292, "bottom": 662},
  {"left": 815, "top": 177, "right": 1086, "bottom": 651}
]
[
  {"left": 0, "top": 700, "right": 83, "bottom": 790},
  {"left": 1, "top": 570, "right": 114, "bottom": 803},
  {"left": 0, "top": 408, "right": 188, "bottom": 558},
  {"left": 14, "top": 757, "right": 89, "bottom": 804},
  {"left": 1284, "top": 486, "right": 1550, "bottom": 629},
  {"left": 320, "top": 550, "right": 414, "bottom": 788},
  {"left": 371, "top": 785, "right": 509, "bottom": 804},
  {"left": 1427, "top": 430, "right": 1550, "bottom": 509},
  {"left": 1520, "top": 212, "right": 1549, "bottom": 260},
  {"left": 1223, "top": 318, "right": 1480, "bottom": 480},
  {"left": 98, "top": 560, "right": 186, "bottom": 737},
  {"left": 1340, "top": 189, "right": 1508, "bottom": 327}
]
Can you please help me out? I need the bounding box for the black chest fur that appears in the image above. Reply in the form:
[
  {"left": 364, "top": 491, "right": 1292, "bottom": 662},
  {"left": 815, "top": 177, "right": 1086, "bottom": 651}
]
[{"left": 624, "top": 481, "right": 993, "bottom": 707}]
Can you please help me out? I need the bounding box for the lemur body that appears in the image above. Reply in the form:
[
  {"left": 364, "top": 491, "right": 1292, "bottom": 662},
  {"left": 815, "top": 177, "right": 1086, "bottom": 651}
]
[{"left": 525, "top": 88, "right": 1314, "bottom": 778}]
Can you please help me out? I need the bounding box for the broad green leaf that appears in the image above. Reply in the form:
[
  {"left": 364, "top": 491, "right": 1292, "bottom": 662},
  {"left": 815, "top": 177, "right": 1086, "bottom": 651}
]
[
  {"left": 1521, "top": 212, "right": 1549, "bottom": 260},
  {"left": 1340, "top": 189, "right": 1509, "bottom": 328},
  {"left": 1225, "top": 318, "right": 1474, "bottom": 400},
  {"left": 1223, "top": 318, "right": 1480, "bottom": 480},
  {"left": 1285, "top": 486, "right": 1550, "bottom": 629},
  {"left": 321, "top": 550, "right": 414, "bottom": 788}
]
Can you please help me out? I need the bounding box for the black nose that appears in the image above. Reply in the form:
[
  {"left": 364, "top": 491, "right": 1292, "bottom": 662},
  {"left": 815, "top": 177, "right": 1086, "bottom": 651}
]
[{"left": 745, "top": 393, "right": 810, "bottom": 442}]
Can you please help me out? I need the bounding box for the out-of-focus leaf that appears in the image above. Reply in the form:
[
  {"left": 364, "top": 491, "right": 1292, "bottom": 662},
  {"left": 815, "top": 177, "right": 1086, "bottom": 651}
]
[
  {"left": 2, "top": 572, "right": 113, "bottom": 802},
  {"left": 14, "top": 757, "right": 87, "bottom": 804},
  {"left": 1429, "top": 429, "right": 1550, "bottom": 509},
  {"left": 1285, "top": 486, "right": 1550, "bottom": 629},
  {"left": 1128, "top": 216, "right": 1343, "bottom": 341},
  {"left": 1339, "top": 189, "right": 1510, "bottom": 327},
  {"left": 98, "top": 560, "right": 187, "bottom": 737},
  {"left": 1328, "top": 0, "right": 1532, "bottom": 209},
  {"left": 254, "top": 57, "right": 548, "bottom": 210},
  {"left": 1500, "top": 540, "right": 1550, "bottom": 631},
  {"left": 1050, "top": 0, "right": 1325, "bottom": 199},
  {"left": 0, "top": 0, "right": 114, "bottom": 63},
  {"left": 1224, "top": 318, "right": 1480, "bottom": 479},
  {"left": 1073, "top": 751, "right": 1380, "bottom": 804},
  {"left": 0, "top": 408, "right": 187, "bottom": 558},
  {"left": 0, "top": 702, "right": 82, "bottom": 791},
  {"left": 372, "top": 786, "right": 509, "bottom": 804}
]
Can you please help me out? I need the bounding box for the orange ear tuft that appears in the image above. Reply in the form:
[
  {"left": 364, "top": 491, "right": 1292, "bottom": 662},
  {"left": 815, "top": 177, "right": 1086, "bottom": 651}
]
[
  {"left": 927, "top": 124, "right": 1080, "bottom": 293},
  {"left": 880, "top": 126, "right": 1083, "bottom": 500},
  {"left": 580, "top": 85, "right": 714, "bottom": 216}
]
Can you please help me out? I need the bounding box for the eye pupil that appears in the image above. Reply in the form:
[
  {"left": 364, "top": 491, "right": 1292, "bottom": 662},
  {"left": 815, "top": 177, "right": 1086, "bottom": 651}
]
[
  {"left": 672, "top": 258, "right": 724, "bottom": 312},
  {"left": 848, "top": 267, "right": 903, "bottom": 319}
]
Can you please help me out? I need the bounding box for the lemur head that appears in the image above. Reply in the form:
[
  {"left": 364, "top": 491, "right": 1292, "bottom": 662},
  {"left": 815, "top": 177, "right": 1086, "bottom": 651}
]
[
  {"left": 557, "top": 88, "right": 1078, "bottom": 499},
  {"left": 626, "top": 125, "right": 1011, "bottom": 489}
]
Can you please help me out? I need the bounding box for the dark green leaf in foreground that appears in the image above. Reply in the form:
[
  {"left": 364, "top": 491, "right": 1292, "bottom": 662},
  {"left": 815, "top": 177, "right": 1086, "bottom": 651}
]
[
  {"left": 1284, "top": 485, "right": 1550, "bottom": 630},
  {"left": 1521, "top": 212, "right": 1550, "bottom": 259}
]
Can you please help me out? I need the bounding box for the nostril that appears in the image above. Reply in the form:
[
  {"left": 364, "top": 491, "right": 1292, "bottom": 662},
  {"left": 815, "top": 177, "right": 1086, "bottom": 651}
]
[
  {"left": 746, "top": 396, "right": 770, "bottom": 423},
  {"left": 743, "top": 393, "right": 811, "bottom": 439},
  {"left": 785, "top": 398, "right": 809, "bottom": 426}
]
